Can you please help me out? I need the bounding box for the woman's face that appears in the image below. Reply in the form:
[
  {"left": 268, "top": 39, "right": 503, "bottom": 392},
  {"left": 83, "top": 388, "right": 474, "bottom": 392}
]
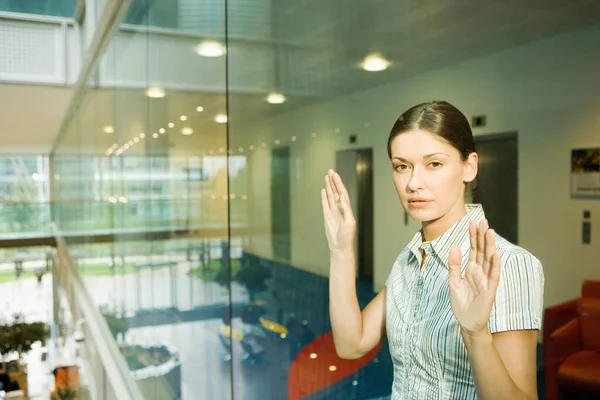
[{"left": 389, "top": 129, "right": 478, "bottom": 225}]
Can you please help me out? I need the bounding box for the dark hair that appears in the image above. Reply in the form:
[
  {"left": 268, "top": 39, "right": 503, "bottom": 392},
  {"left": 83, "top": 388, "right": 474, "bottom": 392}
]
[{"left": 387, "top": 101, "right": 475, "bottom": 161}]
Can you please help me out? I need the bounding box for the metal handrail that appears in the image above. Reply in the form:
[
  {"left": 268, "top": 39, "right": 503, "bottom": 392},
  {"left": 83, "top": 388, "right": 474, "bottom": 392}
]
[{"left": 52, "top": 223, "right": 145, "bottom": 400}]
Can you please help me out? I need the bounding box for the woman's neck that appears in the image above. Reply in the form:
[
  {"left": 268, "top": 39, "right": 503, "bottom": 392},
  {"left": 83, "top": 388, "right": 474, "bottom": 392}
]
[{"left": 421, "top": 203, "right": 467, "bottom": 242}]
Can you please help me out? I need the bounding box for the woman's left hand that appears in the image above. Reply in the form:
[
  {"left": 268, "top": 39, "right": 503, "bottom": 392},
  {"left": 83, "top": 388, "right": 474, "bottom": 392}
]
[{"left": 448, "top": 219, "right": 501, "bottom": 338}]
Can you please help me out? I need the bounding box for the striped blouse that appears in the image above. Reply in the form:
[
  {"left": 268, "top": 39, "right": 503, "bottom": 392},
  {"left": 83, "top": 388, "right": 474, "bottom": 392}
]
[{"left": 385, "top": 204, "right": 544, "bottom": 399}]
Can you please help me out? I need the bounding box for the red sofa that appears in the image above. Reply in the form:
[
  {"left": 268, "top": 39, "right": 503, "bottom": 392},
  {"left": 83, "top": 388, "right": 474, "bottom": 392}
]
[{"left": 543, "top": 280, "right": 600, "bottom": 400}]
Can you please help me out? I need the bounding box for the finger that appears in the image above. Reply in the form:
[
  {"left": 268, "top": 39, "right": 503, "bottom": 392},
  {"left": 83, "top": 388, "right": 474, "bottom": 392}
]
[
  {"left": 332, "top": 172, "right": 350, "bottom": 203},
  {"left": 325, "top": 172, "right": 335, "bottom": 208},
  {"left": 447, "top": 247, "right": 463, "bottom": 289},
  {"left": 339, "top": 193, "right": 351, "bottom": 217},
  {"left": 476, "top": 219, "right": 487, "bottom": 265},
  {"left": 330, "top": 171, "right": 341, "bottom": 202},
  {"left": 489, "top": 253, "right": 502, "bottom": 292},
  {"left": 321, "top": 189, "right": 330, "bottom": 213},
  {"left": 483, "top": 229, "right": 496, "bottom": 277},
  {"left": 468, "top": 221, "right": 477, "bottom": 263}
]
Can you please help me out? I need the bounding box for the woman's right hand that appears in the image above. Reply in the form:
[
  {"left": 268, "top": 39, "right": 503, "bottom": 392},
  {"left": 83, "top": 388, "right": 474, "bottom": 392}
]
[{"left": 321, "top": 169, "right": 356, "bottom": 252}]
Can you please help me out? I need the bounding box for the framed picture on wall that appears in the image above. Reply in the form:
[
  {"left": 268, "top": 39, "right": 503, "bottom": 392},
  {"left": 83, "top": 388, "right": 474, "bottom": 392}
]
[{"left": 571, "top": 147, "right": 600, "bottom": 198}]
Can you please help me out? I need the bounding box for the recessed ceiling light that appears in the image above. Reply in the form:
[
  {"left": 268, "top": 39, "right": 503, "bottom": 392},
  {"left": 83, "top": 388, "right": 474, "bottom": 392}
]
[
  {"left": 360, "top": 54, "right": 390, "bottom": 72},
  {"left": 180, "top": 115, "right": 187, "bottom": 121},
  {"left": 266, "top": 92, "right": 286, "bottom": 104},
  {"left": 139, "top": 133, "right": 145, "bottom": 138},
  {"left": 195, "top": 41, "right": 226, "bottom": 57},
  {"left": 196, "top": 106, "right": 204, "bottom": 112},
  {"left": 152, "top": 133, "right": 158, "bottom": 138},
  {"left": 181, "top": 127, "right": 193, "bottom": 135},
  {"left": 146, "top": 87, "right": 166, "bottom": 98},
  {"left": 168, "top": 122, "right": 174, "bottom": 128},
  {"left": 214, "top": 114, "right": 228, "bottom": 123},
  {"left": 133, "top": 137, "right": 139, "bottom": 143},
  {"left": 103, "top": 126, "right": 114, "bottom": 134},
  {"left": 159, "top": 128, "right": 165, "bottom": 134},
  {"left": 128, "top": 140, "right": 133, "bottom": 145}
]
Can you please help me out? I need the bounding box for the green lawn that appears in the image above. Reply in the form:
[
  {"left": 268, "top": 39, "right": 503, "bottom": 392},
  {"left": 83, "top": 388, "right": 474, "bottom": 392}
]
[
  {"left": 0, "top": 262, "right": 142, "bottom": 284},
  {"left": 0, "top": 270, "right": 42, "bottom": 283},
  {"left": 78, "top": 263, "right": 138, "bottom": 276}
]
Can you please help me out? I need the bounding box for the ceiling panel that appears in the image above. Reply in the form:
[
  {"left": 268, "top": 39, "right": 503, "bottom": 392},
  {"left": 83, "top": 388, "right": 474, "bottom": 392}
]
[{"left": 1, "top": 0, "right": 600, "bottom": 154}]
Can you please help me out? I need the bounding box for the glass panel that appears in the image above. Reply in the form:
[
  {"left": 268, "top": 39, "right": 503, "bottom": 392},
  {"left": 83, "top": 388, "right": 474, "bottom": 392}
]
[{"left": 0, "top": 0, "right": 77, "bottom": 18}]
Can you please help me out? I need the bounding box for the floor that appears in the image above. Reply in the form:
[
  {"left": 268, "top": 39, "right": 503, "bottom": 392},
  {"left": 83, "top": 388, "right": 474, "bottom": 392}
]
[{"left": 0, "top": 252, "right": 547, "bottom": 400}]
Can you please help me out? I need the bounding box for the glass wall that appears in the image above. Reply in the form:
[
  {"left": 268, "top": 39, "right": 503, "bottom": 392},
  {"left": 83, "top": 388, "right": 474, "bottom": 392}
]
[{"left": 49, "top": 0, "right": 600, "bottom": 399}]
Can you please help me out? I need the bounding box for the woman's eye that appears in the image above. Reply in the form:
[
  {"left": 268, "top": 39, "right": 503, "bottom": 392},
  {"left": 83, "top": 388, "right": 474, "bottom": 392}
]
[
  {"left": 429, "top": 162, "right": 442, "bottom": 168},
  {"left": 394, "top": 164, "right": 408, "bottom": 171}
]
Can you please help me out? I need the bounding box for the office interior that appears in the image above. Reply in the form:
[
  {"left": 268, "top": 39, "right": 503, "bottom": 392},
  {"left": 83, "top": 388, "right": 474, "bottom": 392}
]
[{"left": 0, "top": 0, "right": 599, "bottom": 399}]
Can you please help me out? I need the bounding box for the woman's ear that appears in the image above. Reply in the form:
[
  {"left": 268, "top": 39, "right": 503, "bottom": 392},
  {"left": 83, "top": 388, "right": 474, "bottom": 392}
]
[{"left": 463, "top": 152, "right": 478, "bottom": 183}]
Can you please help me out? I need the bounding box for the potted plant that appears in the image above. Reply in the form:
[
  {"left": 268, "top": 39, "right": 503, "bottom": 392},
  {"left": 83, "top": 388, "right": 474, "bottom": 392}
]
[{"left": 0, "top": 313, "right": 48, "bottom": 360}]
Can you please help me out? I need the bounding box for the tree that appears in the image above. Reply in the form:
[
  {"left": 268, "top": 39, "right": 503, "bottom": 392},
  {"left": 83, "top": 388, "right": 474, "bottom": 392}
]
[{"left": 233, "top": 261, "right": 271, "bottom": 302}]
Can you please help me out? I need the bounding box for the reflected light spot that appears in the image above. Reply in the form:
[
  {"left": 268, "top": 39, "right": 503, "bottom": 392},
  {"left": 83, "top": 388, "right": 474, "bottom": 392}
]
[
  {"left": 146, "top": 87, "right": 165, "bottom": 98},
  {"left": 266, "top": 92, "right": 286, "bottom": 104},
  {"left": 329, "top": 365, "right": 337, "bottom": 372},
  {"left": 214, "top": 114, "right": 228, "bottom": 124},
  {"left": 310, "top": 353, "right": 317, "bottom": 359}
]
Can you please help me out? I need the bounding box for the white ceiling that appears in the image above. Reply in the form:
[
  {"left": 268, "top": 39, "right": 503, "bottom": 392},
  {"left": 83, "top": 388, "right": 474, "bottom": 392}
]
[{"left": 1, "top": 0, "right": 600, "bottom": 155}]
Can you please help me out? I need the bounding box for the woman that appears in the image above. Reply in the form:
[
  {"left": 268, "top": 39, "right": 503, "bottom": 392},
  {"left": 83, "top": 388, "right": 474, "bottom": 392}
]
[{"left": 321, "top": 101, "right": 544, "bottom": 399}]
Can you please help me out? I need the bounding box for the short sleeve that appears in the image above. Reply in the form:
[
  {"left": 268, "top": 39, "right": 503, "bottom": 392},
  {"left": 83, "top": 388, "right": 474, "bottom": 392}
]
[{"left": 488, "top": 252, "right": 545, "bottom": 333}]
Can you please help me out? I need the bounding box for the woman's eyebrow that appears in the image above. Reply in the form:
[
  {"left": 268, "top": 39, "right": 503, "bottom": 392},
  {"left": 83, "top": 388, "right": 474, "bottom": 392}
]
[{"left": 392, "top": 152, "right": 449, "bottom": 162}]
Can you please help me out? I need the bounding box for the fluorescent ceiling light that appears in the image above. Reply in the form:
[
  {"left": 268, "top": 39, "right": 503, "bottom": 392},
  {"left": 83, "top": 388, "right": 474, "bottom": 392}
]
[
  {"left": 360, "top": 54, "right": 390, "bottom": 72},
  {"left": 266, "top": 92, "right": 286, "bottom": 104},
  {"left": 195, "top": 41, "right": 226, "bottom": 57},
  {"left": 146, "top": 87, "right": 166, "bottom": 98}
]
